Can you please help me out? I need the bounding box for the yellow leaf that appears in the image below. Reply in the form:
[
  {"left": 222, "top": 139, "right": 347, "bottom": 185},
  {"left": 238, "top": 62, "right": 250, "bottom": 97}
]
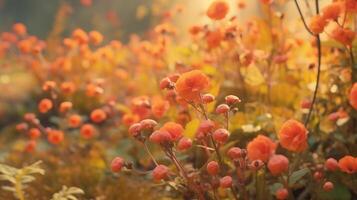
[
  {"left": 184, "top": 119, "right": 200, "bottom": 139},
  {"left": 240, "top": 65, "right": 265, "bottom": 86}
]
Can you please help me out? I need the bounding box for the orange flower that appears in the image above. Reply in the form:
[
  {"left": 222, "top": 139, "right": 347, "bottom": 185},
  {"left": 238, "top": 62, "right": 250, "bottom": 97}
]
[
  {"left": 42, "top": 81, "right": 56, "bottom": 91},
  {"left": 206, "top": 29, "right": 223, "bottom": 49},
  {"left": 60, "top": 81, "right": 76, "bottom": 94},
  {"left": 122, "top": 113, "right": 140, "bottom": 126},
  {"left": 175, "top": 70, "right": 210, "bottom": 103},
  {"left": 68, "top": 114, "right": 82, "bottom": 128},
  {"left": 346, "top": 0, "right": 357, "bottom": 13},
  {"left": 80, "top": 0, "right": 92, "bottom": 7},
  {"left": 151, "top": 96, "right": 170, "bottom": 118},
  {"left": 322, "top": 2, "right": 343, "bottom": 21},
  {"left": 89, "top": 31, "right": 103, "bottom": 45},
  {"left": 130, "top": 96, "right": 151, "bottom": 119},
  {"left": 260, "top": 0, "right": 273, "bottom": 4},
  {"left": 206, "top": 0, "right": 229, "bottom": 20},
  {"left": 59, "top": 101, "right": 73, "bottom": 113},
  {"left": 268, "top": 154, "right": 289, "bottom": 176},
  {"left": 278, "top": 119, "right": 308, "bottom": 152},
  {"left": 12, "top": 23, "right": 27, "bottom": 36},
  {"left": 47, "top": 129, "right": 64, "bottom": 145},
  {"left": 28, "top": 128, "right": 41, "bottom": 140},
  {"left": 38, "top": 98, "right": 53, "bottom": 113},
  {"left": 160, "top": 122, "right": 184, "bottom": 141},
  {"left": 80, "top": 124, "right": 96, "bottom": 139},
  {"left": 72, "top": 28, "right": 89, "bottom": 44},
  {"left": 349, "top": 83, "right": 357, "bottom": 110},
  {"left": 331, "top": 27, "right": 355, "bottom": 46},
  {"left": 338, "top": 155, "right": 357, "bottom": 174},
  {"left": 90, "top": 109, "right": 107, "bottom": 123},
  {"left": 309, "top": 15, "right": 328, "bottom": 35},
  {"left": 247, "top": 135, "right": 277, "bottom": 162}
]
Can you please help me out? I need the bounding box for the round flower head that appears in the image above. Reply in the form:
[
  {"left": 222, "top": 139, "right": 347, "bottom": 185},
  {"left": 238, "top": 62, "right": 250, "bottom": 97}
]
[
  {"left": 28, "top": 128, "right": 41, "bottom": 140},
  {"left": 111, "top": 157, "right": 125, "bottom": 172},
  {"left": 38, "top": 98, "right": 53, "bottom": 114},
  {"left": 206, "top": 0, "right": 229, "bottom": 20},
  {"left": 349, "top": 83, "right": 357, "bottom": 110},
  {"left": 47, "top": 129, "right": 64, "bottom": 145},
  {"left": 177, "top": 137, "right": 192, "bottom": 151},
  {"left": 278, "top": 119, "right": 308, "bottom": 152},
  {"left": 90, "top": 109, "right": 107, "bottom": 123},
  {"left": 309, "top": 15, "right": 327, "bottom": 35},
  {"left": 276, "top": 188, "right": 288, "bottom": 200},
  {"left": 175, "top": 70, "right": 210, "bottom": 103},
  {"left": 322, "top": 2, "right": 342, "bottom": 21},
  {"left": 80, "top": 124, "right": 96, "bottom": 139},
  {"left": 331, "top": 27, "right": 355, "bottom": 46},
  {"left": 160, "top": 122, "right": 184, "bottom": 141},
  {"left": 219, "top": 176, "right": 233, "bottom": 188},
  {"left": 89, "top": 30, "right": 103, "bottom": 45},
  {"left": 325, "top": 158, "right": 338, "bottom": 171},
  {"left": 207, "top": 161, "right": 219, "bottom": 176},
  {"left": 247, "top": 135, "right": 276, "bottom": 162},
  {"left": 268, "top": 154, "right": 289, "bottom": 176},
  {"left": 338, "top": 155, "right": 357, "bottom": 174},
  {"left": 152, "top": 165, "right": 169, "bottom": 181},
  {"left": 12, "top": 23, "right": 27, "bottom": 36},
  {"left": 68, "top": 114, "right": 82, "bottom": 128}
]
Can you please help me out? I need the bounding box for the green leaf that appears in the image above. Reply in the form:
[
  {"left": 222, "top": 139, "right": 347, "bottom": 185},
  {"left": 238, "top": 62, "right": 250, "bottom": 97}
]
[
  {"left": 317, "top": 183, "right": 351, "bottom": 200},
  {"left": 289, "top": 168, "right": 310, "bottom": 186}
]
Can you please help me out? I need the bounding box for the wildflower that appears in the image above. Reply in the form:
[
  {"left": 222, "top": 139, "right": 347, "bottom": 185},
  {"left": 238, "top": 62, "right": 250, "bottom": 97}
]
[
  {"left": 201, "top": 93, "right": 215, "bottom": 104},
  {"left": 111, "top": 157, "right": 125, "bottom": 172},
  {"left": 42, "top": 81, "right": 56, "bottom": 91},
  {"left": 47, "top": 129, "right": 64, "bottom": 145},
  {"left": 250, "top": 160, "right": 264, "bottom": 170},
  {"left": 207, "top": 161, "right": 220, "bottom": 176},
  {"left": 213, "top": 128, "right": 229, "bottom": 143},
  {"left": 72, "top": 28, "right": 88, "bottom": 44},
  {"left": 177, "top": 137, "right": 192, "bottom": 151},
  {"left": 28, "top": 128, "right": 41, "bottom": 139},
  {"left": 309, "top": 15, "right": 328, "bottom": 35},
  {"left": 160, "top": 122, "right": 184, "bottom": 141},
  {"left": 25, "top": 140, "right": 36, "bottom": 152},
  {"left": 159, "top": 77, "right": 173, "bottom": 90},
  {"left": 313, "top": 171, "right": 323, "bottom": 181},
  {"left": 322, "top": 2, "right": 342, "bottom": 21},
  {"left": 323, "top": 181, "right": 334, "bottom": 192},
  {"left": 140, "top": 119, "right": 158, "bottom": 130},
  {"left": 149, "top": 130, "right": 172, "bottom": 144},
  {"left": 60, "top": 81, "right": 76, "bottom": 94},
  {"left": 227, "top": 147, "right": 242, "bottom": 160},
  {"left": 128, "top": 123, "right": 142, "bottom": 137},
  {"left": 206, "top": 0, "right": 229, "bottom": 20},
  {"left": 225, "top": 95, "right": 241, "bottom": 105},
  {"left": 216, "top": 104, "right": 230, "bottom": 114},
  {"left": 68, "top": 114, "right": 82, "bottom": 128},
  {"left": 331, "top": 27, "right": 355, "bottom": 46},
  {"left": 349, "top": 83, "right": 357, "bottom": 110},
  {"left": 276, "top": 188, "right": 288, "bottom": 200},
  {"left": 268, "top": 154, "right": 289, "bottom": 176},
  {"left": 122, "top": 113, "right": 140, "bottom": 126},
  {"left": 247, "top": 135, "right": 276, "bottom": 162},
  {"left": 89, "top": 30, "right": 103, "bottom": 45},
  {"left": 345, "top": 0, "right": 357, "bottom": 13},
  {"left": 206, "top": 29, "right": 223, "bottom": 49},
  {"left": 38, "top": 98, "right": 53, "bottom": 113},
  {"left": 151, "top": 96, "right": 170, "bottom": 118},
  {"left": 16, "top": 123, "right": 28, "bottom": 132},
  {"left": 260, "top": 0, "right": 273, "bottom": 4},
  {"left": 338, "top": 155, "right": 357, "bottom": 174},
  {"left": 12, "top": 23, "right": 27, "bottom": 36},
  {"left": 175, "top": 70, "right": 210, "bottom": 103},
  {"left": 80, "top": 124, "right": 96, "bottom": 139},
  {"left": 219, "top": 176, "right": 233, "bottom": 188},
  {"left": 278, "top": 119, "right": 308, "bottom": 152},
  {"left": 59, "top": 101, "right": 73, "bottom": 113},
  {"left": 130, "top": 96, "right": 151, "bottom": 119},
  {"left": 152, "top": 165, "right": 169, "bottom": 181},
  {"left": 90, "top": 109, "right": 107, "bottom": 123},
  {"left": 325, "top": 158, "right": 339, "bottom": 171}
]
